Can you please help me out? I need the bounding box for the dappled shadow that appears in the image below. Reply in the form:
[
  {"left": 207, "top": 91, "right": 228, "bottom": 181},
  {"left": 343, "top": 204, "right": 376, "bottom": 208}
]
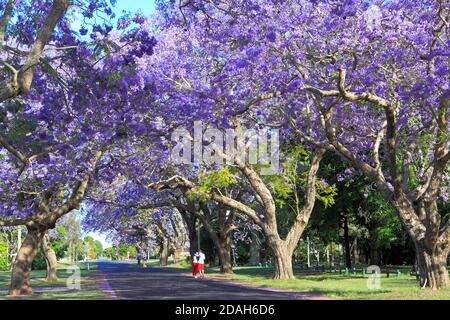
[
  {"left": 304, "top": 287, "right": 392, "bottom": 298},
  {"left": 97, "top": 262, "right": 311, "bottom": 300},
  {"left": 0, "top": 266, "right": 101, "bottom": 299}
]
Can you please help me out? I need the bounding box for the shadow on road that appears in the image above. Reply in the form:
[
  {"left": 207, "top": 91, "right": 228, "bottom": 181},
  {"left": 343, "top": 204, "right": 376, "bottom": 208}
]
[{"left": 97, "top": 261, "right": 318, "bottom": 300}]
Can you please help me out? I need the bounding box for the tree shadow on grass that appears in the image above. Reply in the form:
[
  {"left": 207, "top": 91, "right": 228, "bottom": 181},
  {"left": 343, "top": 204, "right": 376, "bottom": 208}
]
[
  {"left": 231, "top": 267, "right": 370, "bottom": 282},
  {"left": 295, "top": 275, "right": 365, "bottom": 281},
  {"left": 305, "top": 287, "right": 392, "bottom": 298}
]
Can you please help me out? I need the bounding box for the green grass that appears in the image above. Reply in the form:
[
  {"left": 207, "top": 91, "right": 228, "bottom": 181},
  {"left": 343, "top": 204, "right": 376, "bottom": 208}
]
[
  {"left": 7, "top": 259, "right": 445, "bottom": 300},
  {"left": 135, "top": 258, "right": 192, "bottom": 270},
  {"left": 168, "top": 264, "right": 450, "bottom": 300},
  {"left": 0, "top": 262, "right": 108, "bottom": 300}
]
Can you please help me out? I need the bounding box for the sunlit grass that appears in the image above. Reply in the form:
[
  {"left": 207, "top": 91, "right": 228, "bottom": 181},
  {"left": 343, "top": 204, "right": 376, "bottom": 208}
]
[
  {"left": 167, "top": 263, "right": 450, "bottom": 300},
  {"left": 0, "top": 262, "right": 108, "bottom": 300}
]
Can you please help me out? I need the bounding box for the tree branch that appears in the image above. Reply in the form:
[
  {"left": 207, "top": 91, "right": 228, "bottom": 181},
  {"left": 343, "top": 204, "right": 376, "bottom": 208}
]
[
  {"left": 286, "top": 147, "right": 325, "bottom": 251},
  {"left": 0, "top": 0, "right": 70, "bottom": 102},
  {"left": 0, "top": 134, "right": 31, "bottom": 165},
  {"left": 0, "top": 0, "right": 16, "bottom": 50}
]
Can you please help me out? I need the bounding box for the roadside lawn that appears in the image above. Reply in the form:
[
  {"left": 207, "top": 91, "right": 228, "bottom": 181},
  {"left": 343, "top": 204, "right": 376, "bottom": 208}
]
[
  {"left": 0, "top": 262, "right": 108, "bottom": 300},
  {"left": 166, "top": 262, "right": 450, "bottom": 300}
]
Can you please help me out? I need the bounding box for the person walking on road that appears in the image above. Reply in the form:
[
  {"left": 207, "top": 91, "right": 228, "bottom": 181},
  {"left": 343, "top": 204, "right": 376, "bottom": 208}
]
[
  {"left": 192, "top": 252, "right": 199, "bottom": 278},
  {"left": 197, "top": 250, "right": 206, "bottom": 279}
]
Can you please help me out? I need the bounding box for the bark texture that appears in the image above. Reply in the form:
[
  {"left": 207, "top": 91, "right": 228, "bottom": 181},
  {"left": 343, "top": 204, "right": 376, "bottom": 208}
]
[
  {"left": 41, "top": 233, "right": 58, "bottom": 282},
  {"left": 9, "top": 225, "right": 46, "bottom": 296},
  {"left": 249, "top": 232, "right": 261, "bottom": 265},
  {"left": 159, "top": 238, "right": 169, "bottom": 267}
]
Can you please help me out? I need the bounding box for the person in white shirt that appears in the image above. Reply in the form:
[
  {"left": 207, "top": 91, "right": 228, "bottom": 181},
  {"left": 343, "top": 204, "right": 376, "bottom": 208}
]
[{"left": 197, "top": 250, "right": 206, "bottom": 278}]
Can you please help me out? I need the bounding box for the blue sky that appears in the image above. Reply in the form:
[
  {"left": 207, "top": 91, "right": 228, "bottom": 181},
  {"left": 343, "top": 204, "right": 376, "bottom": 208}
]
[
  {"left": 113, "top": 0, "right": 156, "bottom": 16},
  {"left": 70, "top": 0, "right": 156, "bottom": 34}
]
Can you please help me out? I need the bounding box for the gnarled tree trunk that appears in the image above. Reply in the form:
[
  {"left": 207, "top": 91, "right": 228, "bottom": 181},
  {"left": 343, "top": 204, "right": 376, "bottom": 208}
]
[
  {"left": 159, "top": 238, "right": 169, "bottom": 266},
  {"left": 9, "top": 225, "right": 46, "bottom": 296},
  {"left": 415, "top": 242, "right": 449, "bottom": 289},
  {"left": 178, "top": 206, "right": 198, "bottom": 257},
  {"left": 343, "top": 214, "right": 352, "bottom": 268},
  {"left": 395, "top": 198, "right": 450, "bottom": 289},
  {"left": 264, "top": 231, "right": 295, "bottom": 279},
  {"left": 249, "top": 232, "right": 261, "bottom": 265},
  {"left": 136, "top": 245, "right": 142, "bottom": 266},
  {"left": 270, "top": 239, "right": 294, "bottom": 279},
  {"left": 196, "top": 203, "right": 235, "bottom": 274},
  {"left": 217, "top": 235, "right": 233, "bottom": 274},
  {"left": 173, "top": 244, "right": 183, "bottom": 264},
  {"left": 41, "top": 233, "right": 58, "bottom": 282},
  {"left": 188, "top": 229, "right": 198, "bottom": 257}
]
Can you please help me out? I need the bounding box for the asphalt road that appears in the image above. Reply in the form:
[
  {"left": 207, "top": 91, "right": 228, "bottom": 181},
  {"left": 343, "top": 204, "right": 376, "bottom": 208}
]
[{"left": 96, "top": 261, "right": 326, "bottom": 300}]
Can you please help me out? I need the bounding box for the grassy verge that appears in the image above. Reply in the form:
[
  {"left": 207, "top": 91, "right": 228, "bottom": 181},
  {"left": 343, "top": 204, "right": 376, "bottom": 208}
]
[
  {"left": 0, "top": 262, "right": 108, "bottom": 300},
  {"left": 166, "top": 264, "right": 450, "bottom": 300}
]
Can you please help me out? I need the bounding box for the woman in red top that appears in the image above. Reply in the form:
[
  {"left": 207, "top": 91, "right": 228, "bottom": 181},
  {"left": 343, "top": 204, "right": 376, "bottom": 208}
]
[{"left": 192, "top": 253, "right": 199, "bottom": 277}]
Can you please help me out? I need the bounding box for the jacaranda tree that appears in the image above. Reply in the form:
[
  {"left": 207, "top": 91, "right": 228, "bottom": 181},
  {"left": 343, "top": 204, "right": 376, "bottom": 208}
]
[
  {"left": 152, "top": 0, "right": 449, "bottom": 288},
  {"left": 0, "top": 0, "right": 156, "bottom": 295}
]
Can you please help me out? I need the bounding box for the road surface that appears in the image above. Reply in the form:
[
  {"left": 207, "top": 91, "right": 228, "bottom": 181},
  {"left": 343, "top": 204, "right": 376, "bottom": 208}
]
[{"left": 96, "top": 261, "right": 328, "bottom": 300}]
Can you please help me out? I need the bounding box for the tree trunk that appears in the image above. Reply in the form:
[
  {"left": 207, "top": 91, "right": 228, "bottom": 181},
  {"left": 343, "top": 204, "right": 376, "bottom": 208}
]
[
  {"left": 136, "top": 245, "right": 143, "bottom": 266},
  {"left": 217, "top": 236, "right": 233, "bottom": 274},
  {"left": 370, "top": 246, "right": 381, "bottom": 266},
  {"left": 188, "top": 228, "right": 198, "bottom": 258},
  {"left": 173, "top": 245, "right": 183, "bottom": 264},
  {"left": 354, "top": 237, "right": 360, "bottom": 266},
  {"left": 179, "top": 208, "right": 198, "bottom": 258},
  {"left": 266, "top": 234, "right": 294, "bottom": 279},
  {"left": 9, "top": 225, "right": 46, "bottom": 296},
  {"left": 392, "top": 199, "right": 450, "bottom": 289},
  {"left": 415, "top": 243, "right": 449, "bottom": 290},
  {"left": 343, "top": 215, "right": 352, "bottom": 268},
  {"left": 41, "top": 233, "right": 58, "bottom": 282},
  {"left": 249, "top": 232, "right": 261, "bottom": 265},
  {"left": 271, "top": 243, "right": 294, "bottom": 279},
  {"left": 159, "top": 238, "right": 169, "bottom": 267}
]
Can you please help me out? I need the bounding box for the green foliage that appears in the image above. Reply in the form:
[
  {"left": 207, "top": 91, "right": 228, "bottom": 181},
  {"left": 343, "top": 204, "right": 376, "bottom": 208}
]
[
  {"left": 178, "top": 257, "right": 192, "bottom": 268},
  {"left": 128, "top": 246, "right": 137, "bottom": 257},
  {"left": 56, "top": 225, "right": 67, "bottom": 236},
  {"left": 93, "top": 240, "right": 103, "bottom": 256},
  {"left": 40, "top": 58, "right": 67, "bottom": 88},
  {"left": 31, "top": 249, "right": 47, "bottom": 271},
  {"left": 267, "top": 145, "right": 337, "bottom": 208},
  {"left": 51, "top": 239, "right": 68, "bottom": 259},
  {"left": 0, "top": 241, "right": 8, "bottom": 271},
  {"left": 365, "top": 190, "right": 404, "bottom": 249},
  {"left": 271, "top": 180, "right": 293, "bottom": 208},
  {"left": 83, "top": 236, "right": 103, "bottom": 259},
  {"left": 8, "top": 117, "right": 38, "bottom": 146},
  {"left": 91, "top": 40, "right": 121, "bottom": 60},
  {"left": 191, "top": 168, "right": 238, "bottom": 200},
  {"left": 103, "top": 244, "right": 137, "bottom": 260},
  {"left": 315, "top": 179, "right": 338, "bottom": 208},
  {"left": 267, "top": 145, "right": 308, "bottom": 207},
  {"left": 104, "top": 247, "right": 118, "bottom": 260}
]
